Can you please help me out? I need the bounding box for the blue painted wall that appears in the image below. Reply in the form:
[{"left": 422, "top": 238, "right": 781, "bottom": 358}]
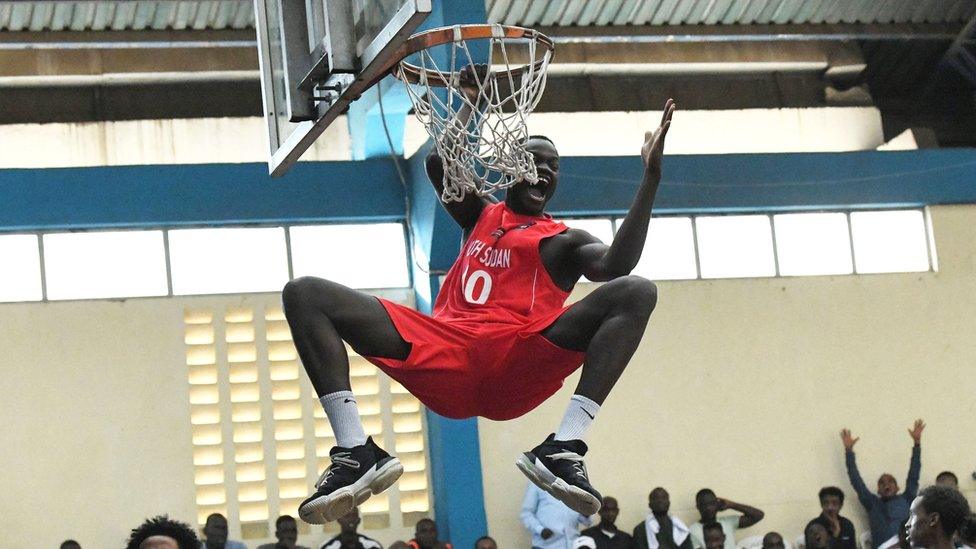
[
  {"left": 549, "top": 149, "right": 976, "bottom": 215},
  {"left": 5, "top": 150, "right": 975, "bottom": 233},
  {"left": 0, "top": 160, "right": 406, "bottom": 231}
]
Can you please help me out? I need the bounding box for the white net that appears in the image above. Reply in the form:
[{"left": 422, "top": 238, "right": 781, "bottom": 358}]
[{"left": 395, "top": 25, "right": 553, "bottom": 203}]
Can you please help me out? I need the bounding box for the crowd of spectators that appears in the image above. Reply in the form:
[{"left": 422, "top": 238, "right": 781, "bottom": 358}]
[
  {"left": 63, "top": 421, "right": 974, "bottom": 549},
  {"left": 521, "top": 421, "right": 974, "bottom": 549}
]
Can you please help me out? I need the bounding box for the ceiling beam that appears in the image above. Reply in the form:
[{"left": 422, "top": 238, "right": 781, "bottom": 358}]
[
  {"left": 0, "top": 29, "right": 255, "bottom": 49},
  {"left": 538, "top": 22, "right": 963, "bottom": 44}
]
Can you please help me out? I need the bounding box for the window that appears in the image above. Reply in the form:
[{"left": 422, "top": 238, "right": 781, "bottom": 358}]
[
  {"left": 290, "top": 223, "right": 409, "bottom": 289},
  {"left": 851, "top": 210, "right": 930, "bottom": 274},
  {"left": 560, "top": 218, "right": 614, "bottom": 282},
  {"left": 169, "top": 227, "right": 289, "bottom": 295},
  {"left": 774, "top": 212, "right": 853, "bottom": 276},
  {"left": 695, "top": 215, "right": 776, "bottom": 279},
  {"left": 184, "top": 297, "right": 431, "bottom": 538},
  {"left": 560, "top": 218, "right": 614, "bottom": 245},
  {"left": 43, "top": 230, "right": 167, "bottom": 300},
  {"left": 632, "top": 217, "right": 698, "bottom": 280},
  {"left": 0, "top": 234, "right": 42, "bottom": 302}
]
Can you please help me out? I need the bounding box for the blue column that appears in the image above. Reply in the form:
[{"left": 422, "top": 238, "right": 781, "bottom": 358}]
[
  {"left": 406, "top": 138, "right": 488, "bottom": 549},
  {"left": 367, "top": 0, "right": 491, "bottom": 543},
  {"left": 348, "top": 80, "right": 413, "bottom": 160},
  {"left": 348, "top": 0, "right": 491, "bottom": 160}
]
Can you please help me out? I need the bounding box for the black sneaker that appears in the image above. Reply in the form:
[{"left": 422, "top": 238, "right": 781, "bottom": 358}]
[
  {"left": 515, "top": 433, "right": 602, "bottom": 515},
  {"left": 298, "top": 436, "right": 403, "bottom": 524}
]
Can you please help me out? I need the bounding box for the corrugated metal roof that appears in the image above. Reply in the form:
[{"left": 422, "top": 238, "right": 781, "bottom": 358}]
[
  {"left": 0, "top": 1, "right": 254, "bottom": 32},
  {"left": 2, "top": 1, "right": 973, "bottom": 32},
  {"left": 487, "top": 0, "right": 976, "bottom": 27}
]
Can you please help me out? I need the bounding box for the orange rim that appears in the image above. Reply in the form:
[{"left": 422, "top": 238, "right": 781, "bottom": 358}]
[{"left": 387, "top": 24, "right": 554, "bottom": 87}]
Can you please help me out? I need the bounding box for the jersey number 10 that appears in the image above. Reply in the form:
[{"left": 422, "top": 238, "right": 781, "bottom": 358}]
[{"left": 463, "top": 269, "right": 492, "bottom": 305}]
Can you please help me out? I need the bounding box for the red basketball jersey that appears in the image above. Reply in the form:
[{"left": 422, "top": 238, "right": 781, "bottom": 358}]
[{"left": 433, "top": 201, "right": 572, "bottom": 326}]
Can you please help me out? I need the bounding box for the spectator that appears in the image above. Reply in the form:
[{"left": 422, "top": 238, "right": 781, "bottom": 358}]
[
  {"left": 258, "top": 515, "right": 308, "bottom": 549},
  {"left": 907, "top": 485, "right": 972, "bottom": 549},
  {"left": 807, "top": 487, "right": 856, "bottom": 549},
  {"left": 935, "top": 472, "right": 959, "bottom": 489},
  {"left": 841, "top": 420, "right": 924, "bottom": 549},
  {"left": 582, "top": 496, "right": 632, "bottom": 549},
  {"left": 474, "top": 536, "right": 497, "bottom": 549},
  {"left": 634, "top": 488, "right": 692, "bottom": 549},
  {"left": 199, "top": 514, "right": 247, "bottom": 549},
  {"left": 126, "top": 515, "right": 201, "bottom": 549},
  {"left": 408, "top": 518, "right": 452, "bottom": 549},
  {"left": 61, "top": 541, "right": 82, "bottom": 549},
  {"left": 689, "top": 489, "right": 765, "bottom": 549},
  {"left": 761, "top": 533, "right": 785, "bottom": 549},
  {"left": 575, "top": 537, "right": 597, "bottom": 549},
  {"left": 896, "top": 519, "right": 910, "bottom": 549},
  {"left": 805, "top": 524, "right": 830, "bottom": 549},
  {"left": 321, "top": 508, "right": 381, "bottom": 549},
  {"left": 521, "top": 483, "right": 591, "bottom": 549},
  {"left": 958, "top": 514, "right": 976, "bottom": 549},
  {"left": 702, "top": 523, "right": 726, "bottom": 549}
]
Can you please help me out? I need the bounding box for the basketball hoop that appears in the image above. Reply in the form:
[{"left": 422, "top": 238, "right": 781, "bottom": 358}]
[{"left": 391, "top": 24, "right": 554, "bottom": 203}]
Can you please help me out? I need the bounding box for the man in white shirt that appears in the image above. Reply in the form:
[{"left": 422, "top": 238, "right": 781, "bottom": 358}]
[
  {"left": 522, "top": 483, "right": 592, "bottom": 549},
  {"left": 200, "top": 514, "right": 247, "bottom": 549},
  {"left": 688, "top": 489, "right": 765, "bottom": 549},
  {"left": 320, "top": 508, "right": 382, "bottom": 549}
]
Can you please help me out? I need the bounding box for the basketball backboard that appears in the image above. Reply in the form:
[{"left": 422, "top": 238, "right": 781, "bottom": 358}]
[{"left": 254, "top": 0, "right": 432, "bottom": 177}]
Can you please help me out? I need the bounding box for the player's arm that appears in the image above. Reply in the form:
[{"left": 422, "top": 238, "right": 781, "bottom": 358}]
[
  {"left": 426, "top": 150, "right": 495, "bottom": 230},
  {"left": 425, "top": 65, "right": 497, "bottom": 230},
  {"left": 568, "top": 99, "right": 675, "bottom": 281}
]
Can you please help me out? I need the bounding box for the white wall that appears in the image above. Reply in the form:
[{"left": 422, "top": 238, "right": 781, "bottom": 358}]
[
  {"left": 479, "top": 204, "right": 976, "bottom": 548},
  {"left": 0, "top": 297, "right": 195, "bottom": 548},
  {"left": 405, "top": 107, "right": 886, "bottom": 158},
  {"left": 0, "top": 292, "right": 418, "bottom": 548},
  {"left": 0, "top": 116, "right": 352, "bottom": 168},
  {"left": 2, "top": 203, "right": 973, "bottom": 548},
  {"left": 0, "top": 107, "right": 887, "bottom": 169}
]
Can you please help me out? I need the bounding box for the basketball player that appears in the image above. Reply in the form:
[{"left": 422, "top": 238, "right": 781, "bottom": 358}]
[{"left": 283, "top": 66, "right": 675, "bottom": 523}]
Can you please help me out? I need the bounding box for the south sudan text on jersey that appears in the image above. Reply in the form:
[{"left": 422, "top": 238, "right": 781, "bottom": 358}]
[{"left": 465, "top": 239, "right": 512, "bottom": 269}]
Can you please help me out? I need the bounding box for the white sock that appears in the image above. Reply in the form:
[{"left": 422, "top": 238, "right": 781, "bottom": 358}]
[
  {"left": 319, "top": 391, "right": 368, "bottom": 448},
  {"left": 554, "top": 394, "right": 601, "bottom": 442}
]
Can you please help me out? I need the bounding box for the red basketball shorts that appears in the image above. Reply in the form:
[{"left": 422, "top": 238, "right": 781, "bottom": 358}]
[{"left": 362, "top": 298, "right": 585, "bottom": 421}]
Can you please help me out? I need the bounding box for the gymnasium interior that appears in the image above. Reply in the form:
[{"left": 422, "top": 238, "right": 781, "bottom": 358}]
[{"left": 1, "top": 1, "right": 974, "bottom": 548}]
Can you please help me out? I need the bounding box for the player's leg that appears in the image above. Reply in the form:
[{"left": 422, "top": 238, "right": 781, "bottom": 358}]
[
  {"left": 282, "top": 276, "right": 410, "bottom": 395},
  {"left": 281, "top": 276, "right": 411, "bottom": 524},
  {"left": 516, "top": 275, "right": 657, "bottom": 515},
  {"left": 542, "top": 274, "right": 657, "bottom": 406}
]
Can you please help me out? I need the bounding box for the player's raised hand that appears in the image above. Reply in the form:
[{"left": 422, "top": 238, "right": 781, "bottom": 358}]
[
  {"left": 641, "top": 98, "right": 675, "bottom": 182},
  {"left": 908, "top": 418, "right": 925, "bottom": 443},
  {"left": 458, "top": 63, "right": 489, "bottom": 105},
  {"left": 840, "top": 428, "right": 859, "bottom": 451}
]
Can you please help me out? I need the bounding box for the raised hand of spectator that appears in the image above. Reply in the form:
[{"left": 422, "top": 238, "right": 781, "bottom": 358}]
[
  {"left": 907, "top": 419, "right": 925, "bottom": 444},
  {"left": 716, "top": 497, "right": 730, "bottom": 511},
  {"left": 825, "top": 512, "right": 841, "bottom": 537},
  {"left": 840, "top": 429, "right": 859, "bottom": 451}
]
